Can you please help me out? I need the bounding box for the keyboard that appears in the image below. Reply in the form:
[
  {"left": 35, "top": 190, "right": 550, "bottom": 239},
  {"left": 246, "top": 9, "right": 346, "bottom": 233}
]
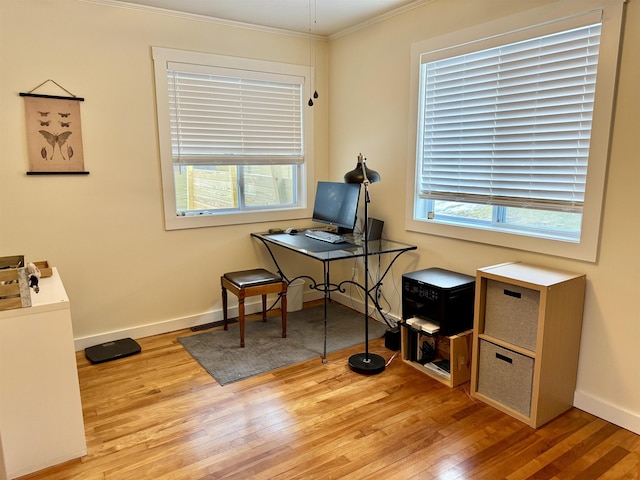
[{"left": 304, "top": 230, "right": 348, "bottom": 244}]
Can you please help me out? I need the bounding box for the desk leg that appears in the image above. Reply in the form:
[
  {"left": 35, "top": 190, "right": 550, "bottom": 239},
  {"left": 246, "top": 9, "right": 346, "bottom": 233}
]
[
  {"left": 322, "top": 261, "right": 329, "bottom": 363},
  {"left": 253, "top": 235, "right": 334, "bottom": 364}
]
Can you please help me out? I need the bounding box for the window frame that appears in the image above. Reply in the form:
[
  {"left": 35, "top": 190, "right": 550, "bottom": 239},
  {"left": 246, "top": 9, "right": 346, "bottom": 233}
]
[
  {"left": 405, "top": 0, "right": 625, "bottom": 262},
  {"left": 152, "top": 47, "right": 314, "bottom": 230}
]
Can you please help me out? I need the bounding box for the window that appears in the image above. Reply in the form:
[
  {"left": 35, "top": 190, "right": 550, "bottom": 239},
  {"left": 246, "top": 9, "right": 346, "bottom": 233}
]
[
  {"left": 406, "top": 0, "right": 625, "bottom": 261},
  {"left": 152, "top": 47, "right": 314, "bottom": 230}
]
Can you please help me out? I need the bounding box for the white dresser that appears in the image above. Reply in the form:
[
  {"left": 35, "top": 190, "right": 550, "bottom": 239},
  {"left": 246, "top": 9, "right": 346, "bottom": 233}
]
[{"left": 0, "top": 268, "right": 86, "bottom": 479}]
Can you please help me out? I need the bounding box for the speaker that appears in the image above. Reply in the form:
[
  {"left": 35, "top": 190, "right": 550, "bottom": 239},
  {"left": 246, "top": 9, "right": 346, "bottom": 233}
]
[
  {"left": 366, "top": 218, "right": 384, "bottom": 240},
  {"left": 385, "top": 327, "right": 400, "bottom": 351}
]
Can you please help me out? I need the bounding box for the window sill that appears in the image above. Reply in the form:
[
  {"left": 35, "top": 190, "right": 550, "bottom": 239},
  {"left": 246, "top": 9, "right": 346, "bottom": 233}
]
[{"left": 405, "top": 217, "right": 597, "bottom": 263}]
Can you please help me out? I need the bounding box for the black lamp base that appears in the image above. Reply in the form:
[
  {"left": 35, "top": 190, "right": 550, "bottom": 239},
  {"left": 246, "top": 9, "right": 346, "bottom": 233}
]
[{"left": 348, "top": 352, "right": 386, "bottom": 375}]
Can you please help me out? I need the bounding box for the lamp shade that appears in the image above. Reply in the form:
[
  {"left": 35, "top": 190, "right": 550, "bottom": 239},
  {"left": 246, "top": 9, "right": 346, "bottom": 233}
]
[{"left": 344, "top": 153, "right": 380, "bottom": 184}]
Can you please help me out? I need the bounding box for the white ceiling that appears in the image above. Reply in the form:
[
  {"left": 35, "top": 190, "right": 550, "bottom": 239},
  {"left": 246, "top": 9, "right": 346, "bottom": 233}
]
[{"left": 110, "top": 0, "right": 425, "bottom": 37}]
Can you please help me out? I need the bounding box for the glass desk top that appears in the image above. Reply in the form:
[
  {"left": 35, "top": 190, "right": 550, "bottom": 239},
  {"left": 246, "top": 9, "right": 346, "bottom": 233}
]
[{"left": 251, "top": 231, "right": 417, "bottom": 262}]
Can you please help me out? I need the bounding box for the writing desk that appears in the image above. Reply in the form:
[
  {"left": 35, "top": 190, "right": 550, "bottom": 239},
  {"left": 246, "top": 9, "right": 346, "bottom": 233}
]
[{"left": 251, "top": 231, "right": 417, "bottom": 362}]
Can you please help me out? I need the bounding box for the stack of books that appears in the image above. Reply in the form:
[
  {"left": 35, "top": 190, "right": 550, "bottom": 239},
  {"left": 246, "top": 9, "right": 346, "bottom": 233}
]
[{"left": 424, "top": 359, "right": 451, "bottom": 379}]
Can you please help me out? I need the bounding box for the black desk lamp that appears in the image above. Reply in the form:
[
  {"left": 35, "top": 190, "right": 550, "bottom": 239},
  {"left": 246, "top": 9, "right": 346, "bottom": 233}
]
[{"left": 344, "top": 153, "right": 386, "bottom": 375}]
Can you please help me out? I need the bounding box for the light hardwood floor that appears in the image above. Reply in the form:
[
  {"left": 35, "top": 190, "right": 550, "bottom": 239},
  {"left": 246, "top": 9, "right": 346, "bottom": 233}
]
[{"left": 19, "top": 306, "right": 640, "bottom": 479}]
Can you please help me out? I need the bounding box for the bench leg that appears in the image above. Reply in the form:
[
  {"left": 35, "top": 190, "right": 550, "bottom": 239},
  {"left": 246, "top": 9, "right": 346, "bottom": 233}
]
[
  {"left": 222, "top": 284, "right": 228, "bottom": 330},
  {"left": 261, "top": 294, "right": 267, "bottom": 322},
  {"left": 281, "top": 289, "right": 287, "bottom": 338},
  {"left": 238, "top": 297, "right": 245, "bottom": 348}
]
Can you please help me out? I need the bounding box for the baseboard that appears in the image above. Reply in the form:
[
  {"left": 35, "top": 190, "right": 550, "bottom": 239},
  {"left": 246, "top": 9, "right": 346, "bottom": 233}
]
[
  {"left": 73, "top": 290, "right": 325, "bottom": 351},
  {"left": 74, "top": 309, "right": 223, "bottom": 351},
  {"left": 574, "top": 389, "right": 640, "bottom": 435},
  {"left": 72, "top": 288, "right": 393, "bottom": 352}
]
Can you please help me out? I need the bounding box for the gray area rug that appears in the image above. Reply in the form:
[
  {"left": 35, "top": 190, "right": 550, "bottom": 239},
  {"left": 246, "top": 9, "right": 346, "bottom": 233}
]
[{"left": 178, "top": 303, "right": 387, "bottom": 385}]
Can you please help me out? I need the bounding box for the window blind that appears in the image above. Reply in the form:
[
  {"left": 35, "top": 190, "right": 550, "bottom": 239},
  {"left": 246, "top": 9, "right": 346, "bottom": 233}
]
[
  {"left": 417, "top": 23, "right": 602, "bottom": 213},
  {"left": 167, "top": 68, "right": 304, "bottom": 166}
]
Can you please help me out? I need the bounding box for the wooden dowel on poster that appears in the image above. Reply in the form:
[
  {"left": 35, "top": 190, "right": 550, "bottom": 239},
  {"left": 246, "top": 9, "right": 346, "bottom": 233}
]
[
  {"left": 26, "top": 171, "right": 90, "bottom": 175},
  {"left": 19, "top": 92, "right": 85, "bottom": 102}
]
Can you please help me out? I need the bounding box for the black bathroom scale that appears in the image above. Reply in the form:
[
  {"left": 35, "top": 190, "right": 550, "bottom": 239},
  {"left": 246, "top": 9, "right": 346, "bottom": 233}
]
[{"left": 85, "top": 337, "right": 141, "bottom": 363}]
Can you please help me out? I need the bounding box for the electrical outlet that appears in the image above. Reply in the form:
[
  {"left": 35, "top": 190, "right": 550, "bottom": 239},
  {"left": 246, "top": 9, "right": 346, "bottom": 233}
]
[{"left": 352, "top": 267, "right": 358, "bottom": 281}]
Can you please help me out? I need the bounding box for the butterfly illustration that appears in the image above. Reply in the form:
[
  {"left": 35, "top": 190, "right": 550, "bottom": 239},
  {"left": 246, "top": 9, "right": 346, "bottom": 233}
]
[
  {"left": 38, "top": 111, "right": 50, "bottom": 117},
  {"left": 59, "top": 121, "right": 70, "bottom": 127},
  {"left": 58, "top": 112, "right": 71, "bottom": 118},
  {"left": 39, "top": 120, "right": 50, "bottom": 126},
  {"left": 39, "top": 130, "right": 72, "bottom": 160}
]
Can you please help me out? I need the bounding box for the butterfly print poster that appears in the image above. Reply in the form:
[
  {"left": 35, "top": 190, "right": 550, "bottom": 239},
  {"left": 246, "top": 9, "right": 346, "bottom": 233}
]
[{"left": 23, "top": 95, "right": 85, "bottom": 172}]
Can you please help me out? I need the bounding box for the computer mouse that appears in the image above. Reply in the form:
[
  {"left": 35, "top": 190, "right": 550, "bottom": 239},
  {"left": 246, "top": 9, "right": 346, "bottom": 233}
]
[{"left": 285, "top": 228, "right": 298, "bottom": 234}]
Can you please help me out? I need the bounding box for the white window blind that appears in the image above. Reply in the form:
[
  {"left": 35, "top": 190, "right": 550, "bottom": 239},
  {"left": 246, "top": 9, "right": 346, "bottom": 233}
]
[
  {"left": 167, "top": 65, "right": 304, "bottom": 166},
  {"left": 418, "top": 22, "right": 602, "bottom": 213}
]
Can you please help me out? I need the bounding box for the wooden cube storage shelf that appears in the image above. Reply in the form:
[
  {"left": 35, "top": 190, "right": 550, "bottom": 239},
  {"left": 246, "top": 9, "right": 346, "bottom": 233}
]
[
  {"left": 470, "top": 262, "right": 586, "bottom": 428},
  {"left": 400, "top": 325, "right": 473, "bottom": 387}
]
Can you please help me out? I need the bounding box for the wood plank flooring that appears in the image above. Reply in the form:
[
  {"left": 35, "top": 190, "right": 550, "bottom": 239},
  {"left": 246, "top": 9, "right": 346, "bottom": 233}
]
[{"left": 18, "top": 307, "right": 640, "bottom": 479}]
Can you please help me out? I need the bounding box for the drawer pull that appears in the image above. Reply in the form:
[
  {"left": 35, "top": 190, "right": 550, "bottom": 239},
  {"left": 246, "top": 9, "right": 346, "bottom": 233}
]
[
  {"left": 496, "top": 352, "right": 513, "bottom": 364},
  {"left": 503, "top": 289, "right": 521, "bottom": 299}
]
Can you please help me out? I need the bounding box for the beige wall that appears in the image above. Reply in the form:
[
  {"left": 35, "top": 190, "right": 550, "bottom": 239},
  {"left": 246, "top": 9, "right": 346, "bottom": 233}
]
[
  {"left": 0, "top": 0, "right": 328, "bottom": 338},
  {"left": 329, "top": 0, "right": 639, "bottom": 433},
  {"left": 1, "top": 0, "right": 638, "bottom": 434}
]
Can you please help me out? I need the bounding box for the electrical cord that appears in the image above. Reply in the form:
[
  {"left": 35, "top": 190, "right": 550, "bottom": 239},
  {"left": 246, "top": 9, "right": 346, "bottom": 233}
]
[{"left": 385, "top": 350, "right": 400, "bottom": 367}]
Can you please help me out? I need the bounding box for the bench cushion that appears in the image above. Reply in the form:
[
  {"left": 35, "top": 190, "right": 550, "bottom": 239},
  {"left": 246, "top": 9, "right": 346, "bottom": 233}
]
[{"left": 223, "top": 269, "right": 282, "bottom": 288}]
